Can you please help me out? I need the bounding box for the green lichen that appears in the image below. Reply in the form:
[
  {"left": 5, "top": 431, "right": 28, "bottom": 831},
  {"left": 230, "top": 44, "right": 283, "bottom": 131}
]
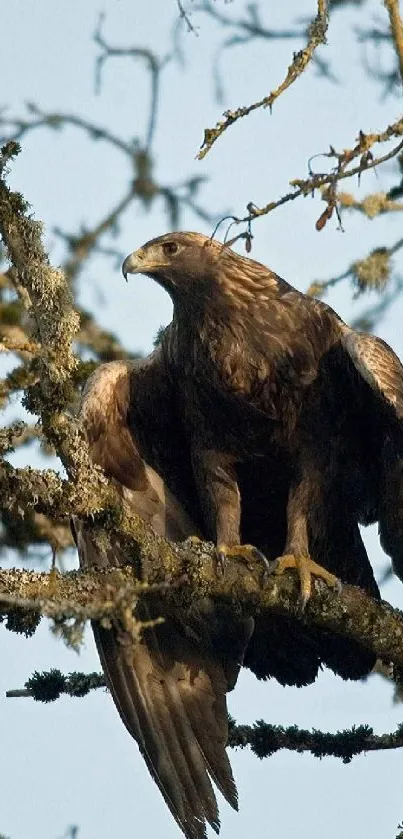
[{"left": 352, "top": 248, "right": 391, "bottom": 293}]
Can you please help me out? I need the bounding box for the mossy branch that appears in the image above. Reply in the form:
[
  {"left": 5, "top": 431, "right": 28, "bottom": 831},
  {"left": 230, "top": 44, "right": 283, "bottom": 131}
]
[
  {"left": 242, "top": 120, "right": 403, "bottom": 229},
  {"left": 7, "top": 668, "right": 403, "bottom": 764},
  {"left": 6, "top": 669, "right": 106, "bottom": 701},
  {"left": 1, "top": 530, "right": 403, "bottom": 670},
  {"left": 227, "top": 718, "right": 403, "bottom": 763},
  {"left": 0, "top": 143, "right": 116, "bottom": 513}
]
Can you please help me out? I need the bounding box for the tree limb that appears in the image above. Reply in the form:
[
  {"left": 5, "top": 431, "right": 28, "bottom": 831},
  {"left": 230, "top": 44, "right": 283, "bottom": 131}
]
[
  {"left": 197, "top": 0, "right": 329, "bottom": 159},
  {"left": 227, "top": 717, "right": 403, "bottom": 763},
  {"left": 1, "top": 529, "right": 403, "bottom": 669},
  {"left": 7, "top": 668, "right": 403, "bottom": 765},
  {"left": 6, "top": 669, "right": 106, "bottom": 701}
]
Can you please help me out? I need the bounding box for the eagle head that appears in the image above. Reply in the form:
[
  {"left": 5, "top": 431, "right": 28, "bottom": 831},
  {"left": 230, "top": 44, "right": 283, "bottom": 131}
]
[
  {"left": 123, "top": 231, "right": 280, "bottom": 312},
  {"left": 122, "top": 232, "right": 234, "bottom": 301}
]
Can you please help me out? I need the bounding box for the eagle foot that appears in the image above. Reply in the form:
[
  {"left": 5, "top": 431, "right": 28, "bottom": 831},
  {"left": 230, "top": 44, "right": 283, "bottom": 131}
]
[
  {"left": 216, "top": 543, "right": 270, "bottom": 578},
  {"left": 269, "top": 553, "right": 341, "bottom": 612}
]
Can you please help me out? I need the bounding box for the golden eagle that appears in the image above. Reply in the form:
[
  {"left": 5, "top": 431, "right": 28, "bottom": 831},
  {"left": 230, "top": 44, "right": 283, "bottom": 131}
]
[{"left": 75, "top": 231, "right": 403, "bottom": 839}]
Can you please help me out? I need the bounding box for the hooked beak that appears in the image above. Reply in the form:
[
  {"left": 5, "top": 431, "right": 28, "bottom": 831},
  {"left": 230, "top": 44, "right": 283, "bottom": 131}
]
[{"left": 122, "top": 249, "right": 147, "bottom": 282}]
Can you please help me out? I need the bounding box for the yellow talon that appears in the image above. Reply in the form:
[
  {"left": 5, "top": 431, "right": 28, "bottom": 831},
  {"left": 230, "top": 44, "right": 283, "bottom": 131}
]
[
  {"left": 272, "top": 554, "right": 340, "bottom": 610},
  {"left": 216, "top": 543, "right": 270, "bottom": 575},
  {"left": 217, "top": 543, "right": 257, "bottom": 561}
]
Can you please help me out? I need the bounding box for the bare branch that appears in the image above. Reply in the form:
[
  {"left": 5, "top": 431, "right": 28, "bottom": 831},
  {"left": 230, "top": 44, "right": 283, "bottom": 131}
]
[
  {"left": 193, "top": 0, "right": 303, "bottom": 42},
  {"left": 175, "top": 0, "right": 199, "bottom": 36},
  {"left": 0, "top": 104, "right": 217, "bottom": 282},
  {"left": 94, "top": 15, "right": 171, "bottom": 148},
  {"left": 197, "top": 0, "right": 329, "bottom": 159},
  {"left": 0, "top": 106, "right": 134, "bottom": 157},
  {"left": 56, "top": 184, "right": 137, "bottom": 284}
]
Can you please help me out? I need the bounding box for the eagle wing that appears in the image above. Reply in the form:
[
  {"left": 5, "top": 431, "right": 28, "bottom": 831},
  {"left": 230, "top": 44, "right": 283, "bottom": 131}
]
[
  {"left": 74, "top": 359, "right": 251, "bottom": 839},
  {"left": 341, "top": 327, "right": 403, "bottom": 418},
  {"left": 341, "top": 327, "right": 403, "bottom": 581}
]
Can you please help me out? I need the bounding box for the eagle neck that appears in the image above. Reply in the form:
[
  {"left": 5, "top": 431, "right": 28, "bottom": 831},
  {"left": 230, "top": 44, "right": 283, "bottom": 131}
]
[{"left": 168, "top": 295, "right": 251, "bottom": 390}]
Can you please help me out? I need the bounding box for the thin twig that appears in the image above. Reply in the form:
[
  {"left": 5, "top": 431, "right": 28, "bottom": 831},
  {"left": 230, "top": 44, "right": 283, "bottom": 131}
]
[
  {"left": 0, "top": 107, "right": 134, "bottom": 157},
  {"left": 94, "top": 15, "right": 171, "bottom": 148},
  {"left": 236, "top": 126, "right": 403, "bottom": 228},
  {"left": 176, "top": 0, "right": 199, "bottom": 36},
  {"left": 197, "top": 0, "right": 329, "bottom": 159}
]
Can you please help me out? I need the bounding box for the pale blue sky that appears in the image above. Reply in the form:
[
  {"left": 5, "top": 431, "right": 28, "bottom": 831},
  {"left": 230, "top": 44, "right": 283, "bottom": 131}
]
[{"left": 1, "top": 2, "right": 403, "bottom": 839}]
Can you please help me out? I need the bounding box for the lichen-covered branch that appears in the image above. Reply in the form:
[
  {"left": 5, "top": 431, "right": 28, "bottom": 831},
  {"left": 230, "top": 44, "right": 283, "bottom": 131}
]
[
  {"left": 193, "top": 1, "right": 403, "bottom": 232},
  {"left": 197, "top": 0, "right": 329, "bottom": 159},
  {"left": 305, "top": 235, "right": 403, "bottom": 334},
  {"left": 307, "top": 235, "right": 403, "bottom": 301},
  {"left": 6, "top": 669, "right": 106, "bottom": 701},
  {"left": 338, "top": 191, "right": 403, "bottom": 219},
  {"left": 0, "top": 143, "right": 110, "bottom": 508},
  {"left": 0, "top": 151, "right": 211, "bottom": 570},
  {"left": 7, "top": 667, "right": 403, "bottom": 764},
  {"left": 1, "top": 529, "right": 403, "bottom": 670},
  {"left": 0, "top": 143, "right": 79, "bottom": 404},
  {"left": 227, "top": 718, "right": 403, "bottom": 763},
  {"left": 241, "top": 121, "right": 403, "bottom": 229}
]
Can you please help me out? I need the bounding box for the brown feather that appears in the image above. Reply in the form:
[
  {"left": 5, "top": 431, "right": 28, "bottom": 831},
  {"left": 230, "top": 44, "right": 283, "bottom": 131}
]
[{"left": 74, "top": 360, "right": 252, "bottom": 839}]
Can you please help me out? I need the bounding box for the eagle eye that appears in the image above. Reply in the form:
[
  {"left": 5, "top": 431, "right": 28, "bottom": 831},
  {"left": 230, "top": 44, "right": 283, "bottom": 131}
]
[{"left": 162, "top": 241, "right": 178, "bottom": 257}]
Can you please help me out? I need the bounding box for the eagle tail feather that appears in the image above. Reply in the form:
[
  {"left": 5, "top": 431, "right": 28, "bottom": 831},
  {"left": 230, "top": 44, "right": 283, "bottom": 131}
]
[{"left": 93, "top": 621, "right": 221, "bottom": 839}]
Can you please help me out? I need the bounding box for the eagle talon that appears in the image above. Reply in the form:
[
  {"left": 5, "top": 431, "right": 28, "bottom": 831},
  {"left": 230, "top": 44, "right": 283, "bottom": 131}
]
[
  {"left": 216, "top": 543, "right": 270, "bottom": 580},
  {"left": 216, "top": 547, "right": 228, "bottom": 576},
  {"left": 271, "top": 553, "right": 340, "bottom": 612}
]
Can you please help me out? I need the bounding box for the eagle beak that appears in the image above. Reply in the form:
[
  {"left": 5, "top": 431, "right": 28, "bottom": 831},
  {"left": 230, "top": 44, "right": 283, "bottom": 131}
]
[{"left": 122, "top": 249, "right": 147, "bottom": 281}]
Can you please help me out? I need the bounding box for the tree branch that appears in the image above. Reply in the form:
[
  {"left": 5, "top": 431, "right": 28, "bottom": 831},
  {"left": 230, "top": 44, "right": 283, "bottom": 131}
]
[
  {"left": 241, "top": 121, "right": 403, "bottom": 229},
  {"left": 175, "top": 0, "right": 199, "bottom": 37},
  {"left": 227, "top": 717, "right": 403, "bottom": 763},
  {"left": 0, "top": 142, "right": 111, "bottom": 503},
  {"left": 1, "top": 528, "right": 403, "bottom": 669},
  {"left": 7, "top": 668, "right": 403, "bottom": 765},
  {"left": 6, "top": 669, "right": 106, "bottom": 701},
  {"left": 197, "top": 0, "right": 329, "bottom": 159}
]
